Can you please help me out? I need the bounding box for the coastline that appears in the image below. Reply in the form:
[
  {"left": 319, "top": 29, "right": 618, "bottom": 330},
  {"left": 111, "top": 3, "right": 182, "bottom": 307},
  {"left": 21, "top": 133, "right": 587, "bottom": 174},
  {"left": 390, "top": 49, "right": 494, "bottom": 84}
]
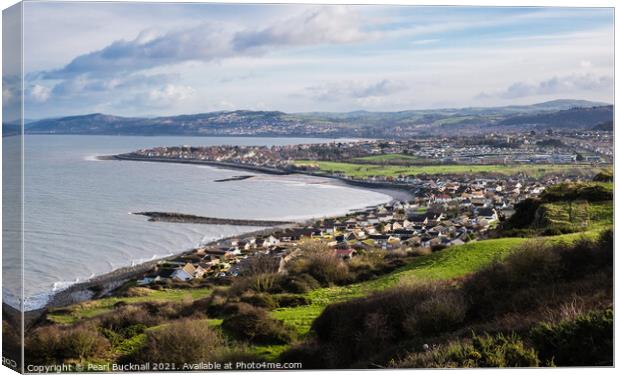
[
  {"left": 101, "top": 154, "right": 416, "bottom": 200},
  {"left": 8, "top": 159, "right": 407, "bottom": 318}
]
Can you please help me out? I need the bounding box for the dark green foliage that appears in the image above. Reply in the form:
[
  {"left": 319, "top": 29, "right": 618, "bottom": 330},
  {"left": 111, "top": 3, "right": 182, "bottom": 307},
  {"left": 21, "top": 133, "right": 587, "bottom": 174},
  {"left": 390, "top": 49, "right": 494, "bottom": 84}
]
[
  {"left": 239, "top": 292, "right": 277, "bottom": 309},
  {"left": 529, "top": 309, "right": 613, "bottom": 366},
  {"left": 593, "top": 169, "right": 613, "bottom": 182},
  {"left": 503, "top": 198, "right": 541, "bottom": 230},
  {"left": 26, "top": 325, "right": 110, "bottom": 365},
  {"left": 221, "top": 305, "right": 295, "bottom": 345},
  {"left": 464, "top": 232, "right": 612, "bottom": 319},
  {"left": 273, "top": 293, "right": 310, "bottom": 308},
  {"left": 289, "top": 246, "right": 351, "bottom": 286},
  {"left": 504, "top": 198, "right": 541, "bottom": 229},
  {"left": 278, "top": 274, "right": 321, "bottom": 294},
  {"left": 130, "top": 319, "right": 223, "bottom": 365},
  {"left": 308, "top": 283, "right": 467, "bottom": 367},
  {"left": 541, "top": 182, "right": 612, "bottom": 203},
  {"left": 399, "top": 333, "right": 540, "bottom": 368}
]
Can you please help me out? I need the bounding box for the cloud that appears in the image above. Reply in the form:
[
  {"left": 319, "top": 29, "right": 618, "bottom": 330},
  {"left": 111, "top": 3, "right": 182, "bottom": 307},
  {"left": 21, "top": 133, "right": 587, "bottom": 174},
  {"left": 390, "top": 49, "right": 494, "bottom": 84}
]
[
  {"left": 232, "top": 6, "right": 368, "bottom": 51},
  {"left": 28, "top": 84, "right": 52, "bottom": 103},
  {"left": 477, "top": 74, "right": 613, "bottom": 100},
  {"left": 39, "top": 6, "right": 367, "bottom": 81},
  {"left": 121, "top": 84, "right": 195, "bottom": 109},
  {"left": 306, "top": 79, "right": 407, "bottom": 101}
]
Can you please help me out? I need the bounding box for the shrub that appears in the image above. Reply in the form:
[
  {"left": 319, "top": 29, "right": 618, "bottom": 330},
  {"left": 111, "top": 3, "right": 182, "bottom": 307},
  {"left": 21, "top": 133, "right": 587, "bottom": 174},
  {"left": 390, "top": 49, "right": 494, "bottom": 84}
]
[
  {"left": 26, "top": 325, "right": 110, "bottom": 364},
  {"left": 98, "top": 304, "right": 162, "bottom": 330},
  {"left": 122, "top": 287, "right": 153, "bottom": 297},
  {"left": 239, "top": 292, "right": 277, "bottom": 309},
  {"left": 290, "top": 243, "right": 351, "bottom": 286},
  {"left": 280, "top": 342, "right": 326, "bottom": 369},
  {"left": 131, "top": 319, "right": 223, "bottom": 365},
  {"left": 242, "top": 254, "right": 281, "bottom": 276},
  {"left": 529, "top": 309, "right": 613, "bottom": 366},
  {"left": 58, "top": 326, "right": 110, "bottom": 360},
  {"left": 398, "top": 333, "right": 540, "bottom": 368},
  {"left": 274, "top": 294, "right": 310, "bottom": 308},
  {"left": 310, "top": 282, "right": 466, "bottom": 367},
  {"left": 278, "top": 274, "right": 320, "bottom": 294},
  {"left": 221, "top": 305, "right": 295, "bottom": 345},
  {"left": 463, "top": 241, "right": 562, "bottom": 319},
  {"left": 403, "top": 288, "right": 467, "bottom": 336},
  {"left": 229, "top": 273, "right": 281, "bottom": 295}
]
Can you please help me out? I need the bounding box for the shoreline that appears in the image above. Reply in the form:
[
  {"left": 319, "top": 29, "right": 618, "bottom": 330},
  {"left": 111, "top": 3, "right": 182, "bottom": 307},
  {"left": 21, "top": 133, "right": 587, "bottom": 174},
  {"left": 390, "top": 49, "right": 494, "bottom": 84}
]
[
  {"left": 8, "top": 159, "right": 406, "bottom": 318},
  {"left": 101, "top": 154, "right": 416, "bottom": 200}
]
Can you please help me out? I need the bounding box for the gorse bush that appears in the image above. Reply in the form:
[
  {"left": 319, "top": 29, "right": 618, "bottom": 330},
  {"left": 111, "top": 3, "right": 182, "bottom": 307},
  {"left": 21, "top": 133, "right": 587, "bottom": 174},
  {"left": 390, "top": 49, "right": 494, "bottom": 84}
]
[
  {"left": 26, "top": 325, "right": 110, "bottom": 365},
  {"left": 529, "top": 309, "right": 613, "bottom": 366},
  {"left": 398, "top": 333, "right": 540, "bottom": 368},
  {"left": 306, "top": 282, "right": 467, "bottom": 367},
  {"left": 221, "top": 304, "right": 295, "bottom": 345},
  {"left": 290, "top": 243, "right": 351, "bottom": 286},
  {"left": 130, "top": 319, "right": 223, "bottom": 366},
  {"left": 239, "top": 291, "right": 277, "bottom": 309}
]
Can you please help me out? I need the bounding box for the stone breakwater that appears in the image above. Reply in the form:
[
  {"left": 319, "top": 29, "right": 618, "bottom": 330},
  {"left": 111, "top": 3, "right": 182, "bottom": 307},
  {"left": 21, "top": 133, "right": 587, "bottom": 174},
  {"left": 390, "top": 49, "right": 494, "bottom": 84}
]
[{"left": 134, "top": 212, "right": 295, "bottom": 226}]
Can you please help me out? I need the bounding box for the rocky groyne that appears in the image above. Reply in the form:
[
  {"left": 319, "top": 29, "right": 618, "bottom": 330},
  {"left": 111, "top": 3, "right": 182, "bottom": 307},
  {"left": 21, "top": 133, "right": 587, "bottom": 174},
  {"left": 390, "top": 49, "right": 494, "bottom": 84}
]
[{"left": 133, "top": 212, "right": 295, "bottom": 226}]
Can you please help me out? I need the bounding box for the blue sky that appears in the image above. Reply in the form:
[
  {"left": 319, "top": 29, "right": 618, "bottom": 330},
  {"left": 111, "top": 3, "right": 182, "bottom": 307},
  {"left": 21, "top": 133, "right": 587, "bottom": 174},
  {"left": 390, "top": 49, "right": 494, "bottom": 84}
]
[{"left": 12, "top": 2, "right": 615, "bottom": 119}]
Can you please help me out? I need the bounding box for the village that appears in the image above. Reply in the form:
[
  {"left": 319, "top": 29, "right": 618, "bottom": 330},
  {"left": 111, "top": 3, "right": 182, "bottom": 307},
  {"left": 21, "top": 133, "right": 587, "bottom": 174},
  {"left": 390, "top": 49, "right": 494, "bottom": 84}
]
[
  {"left": 136, "top": 173, "right": 558, "bottom": 286},
  {"left": 124, "top": 130, "right": 612, "bottom": 171}
]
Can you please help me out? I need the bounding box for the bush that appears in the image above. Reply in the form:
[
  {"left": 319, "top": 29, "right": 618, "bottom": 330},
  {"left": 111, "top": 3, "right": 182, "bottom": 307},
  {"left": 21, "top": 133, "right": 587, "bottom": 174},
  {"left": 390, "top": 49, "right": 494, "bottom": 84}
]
[
  {"left": 274, "top": 294, "right": 310, "bottom": 308},
  {"left": 403, "top": 288, "right": 467, "bottom": 336},
  {"left": 239, "top": 292, "right": 277, "bottom": 309},
  {"left": 26, "top": 325, "right": 110, "bottom": 364},
  {"left": 398, "top": 332, "right": 540, "bottom": 368},
  {"left": 309, "top": 282, "right": 467, "bottom": 367},
  {"left": 98, "top": 304, "right": 162, "bottom": 330},
  {"left": 221, "top": 305, "right": 295, "bottom": 344},
  {"left": 277, "top": 274, "right": 320, "bottom": 294},
  {"left": 463, "top": 241, "right": 563, "bottom": 319},
  {"left": 529, "top": 309, "right": 613, "bottom": 366},
  {"left": 229, "top": 273, "right": 281, "bottom": 295},
  {"left": 290, "top": 242, "right": 351, "bottom": 286},
  {"left": 464, "top": 232, "right": 613, "bottom": 319},
  {"left": 121, "top": 287, "right": 153, "bottom": 297},
  {"left": 131, "top": 319, "right": 223, "bottom": 365}
]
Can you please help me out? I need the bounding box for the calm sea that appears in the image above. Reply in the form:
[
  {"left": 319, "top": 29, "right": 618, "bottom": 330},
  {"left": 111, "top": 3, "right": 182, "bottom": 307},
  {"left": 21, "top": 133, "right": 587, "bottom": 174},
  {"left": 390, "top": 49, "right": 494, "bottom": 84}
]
[{"left": 3, "top": 135, "right": 391, "bottom": 310}]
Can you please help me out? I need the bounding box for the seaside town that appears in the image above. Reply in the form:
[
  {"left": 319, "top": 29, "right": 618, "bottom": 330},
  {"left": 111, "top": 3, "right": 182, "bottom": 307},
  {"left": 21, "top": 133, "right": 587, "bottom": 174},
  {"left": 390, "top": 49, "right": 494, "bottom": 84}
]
[
  {"left": 120, "top": 130, "right": 613, "bottom": 286},
  {"left": 125, "top": 130, "right": 611, "bottom": 173},
  {"left": 138, "top": 173, "right": 551, "bottom": 285}
]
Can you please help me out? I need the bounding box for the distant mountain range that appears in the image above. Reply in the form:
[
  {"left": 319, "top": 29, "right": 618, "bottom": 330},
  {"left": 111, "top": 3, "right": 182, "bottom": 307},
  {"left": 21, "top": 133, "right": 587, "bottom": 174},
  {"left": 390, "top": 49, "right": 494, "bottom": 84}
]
[{"left": 5, "top": 99, "right": 613, "bottom": 138}]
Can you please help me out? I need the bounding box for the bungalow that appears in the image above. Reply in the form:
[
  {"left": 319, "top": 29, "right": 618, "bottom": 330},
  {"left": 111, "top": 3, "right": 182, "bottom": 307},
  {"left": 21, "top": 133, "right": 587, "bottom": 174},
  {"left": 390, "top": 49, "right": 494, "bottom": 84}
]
[
  {"left": 335, "top": 248, "right": 356, "bottom": 259},
  {"left": 171, "top": 263, "right": 196, "bottom": 281}
]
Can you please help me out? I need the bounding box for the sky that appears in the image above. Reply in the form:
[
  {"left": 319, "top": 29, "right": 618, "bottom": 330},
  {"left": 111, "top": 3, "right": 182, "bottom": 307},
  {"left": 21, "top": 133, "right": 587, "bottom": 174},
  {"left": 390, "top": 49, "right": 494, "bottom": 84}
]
[{"left": 6, "top": 2, "right": 615, "bottom": 119}]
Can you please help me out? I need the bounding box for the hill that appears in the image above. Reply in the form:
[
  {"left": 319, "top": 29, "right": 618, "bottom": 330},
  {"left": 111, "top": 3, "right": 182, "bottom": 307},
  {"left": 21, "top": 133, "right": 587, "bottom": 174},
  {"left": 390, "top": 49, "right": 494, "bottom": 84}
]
[
  {"left": 497, "top": 105, "right": 612, "bottom": 129},
  {"left": 592, "top": 120, "right": 613, "bottom": 131},
  {"left": 24, "top": 100, "right": 611, "bottom": 138}
]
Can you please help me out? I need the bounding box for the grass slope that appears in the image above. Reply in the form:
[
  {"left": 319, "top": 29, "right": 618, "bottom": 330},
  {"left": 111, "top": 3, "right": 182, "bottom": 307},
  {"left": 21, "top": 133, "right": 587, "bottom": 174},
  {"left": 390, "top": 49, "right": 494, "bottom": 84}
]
[{"left": 271, "top": 230, "right": 606, "bottom": 336}]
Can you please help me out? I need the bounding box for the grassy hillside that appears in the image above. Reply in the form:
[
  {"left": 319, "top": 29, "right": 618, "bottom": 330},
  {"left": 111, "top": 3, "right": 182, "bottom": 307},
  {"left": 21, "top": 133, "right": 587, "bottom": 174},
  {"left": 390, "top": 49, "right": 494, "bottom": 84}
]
[
  {"left": 271, "top": 229, "right": 605, "bottom": 336},
  {"left": 282, "top": 229, "right": 613, "bottom": 368}
]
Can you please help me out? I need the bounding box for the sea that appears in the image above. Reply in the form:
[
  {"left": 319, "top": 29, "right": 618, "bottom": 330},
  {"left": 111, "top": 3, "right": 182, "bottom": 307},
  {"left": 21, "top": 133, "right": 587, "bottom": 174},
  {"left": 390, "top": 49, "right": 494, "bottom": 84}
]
[{"left": 2, "top": 135, "right": 392, "bottom": 311}]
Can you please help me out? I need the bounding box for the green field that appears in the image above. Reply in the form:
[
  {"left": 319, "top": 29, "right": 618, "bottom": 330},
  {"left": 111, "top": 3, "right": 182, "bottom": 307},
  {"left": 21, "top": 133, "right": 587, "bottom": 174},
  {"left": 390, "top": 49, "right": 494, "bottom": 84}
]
[
  {"left": 294, "top": 160, "right": 597, "bottom": 178},
  {"left": 353, "top": 154, "right": 423, "bottom": 163}
]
